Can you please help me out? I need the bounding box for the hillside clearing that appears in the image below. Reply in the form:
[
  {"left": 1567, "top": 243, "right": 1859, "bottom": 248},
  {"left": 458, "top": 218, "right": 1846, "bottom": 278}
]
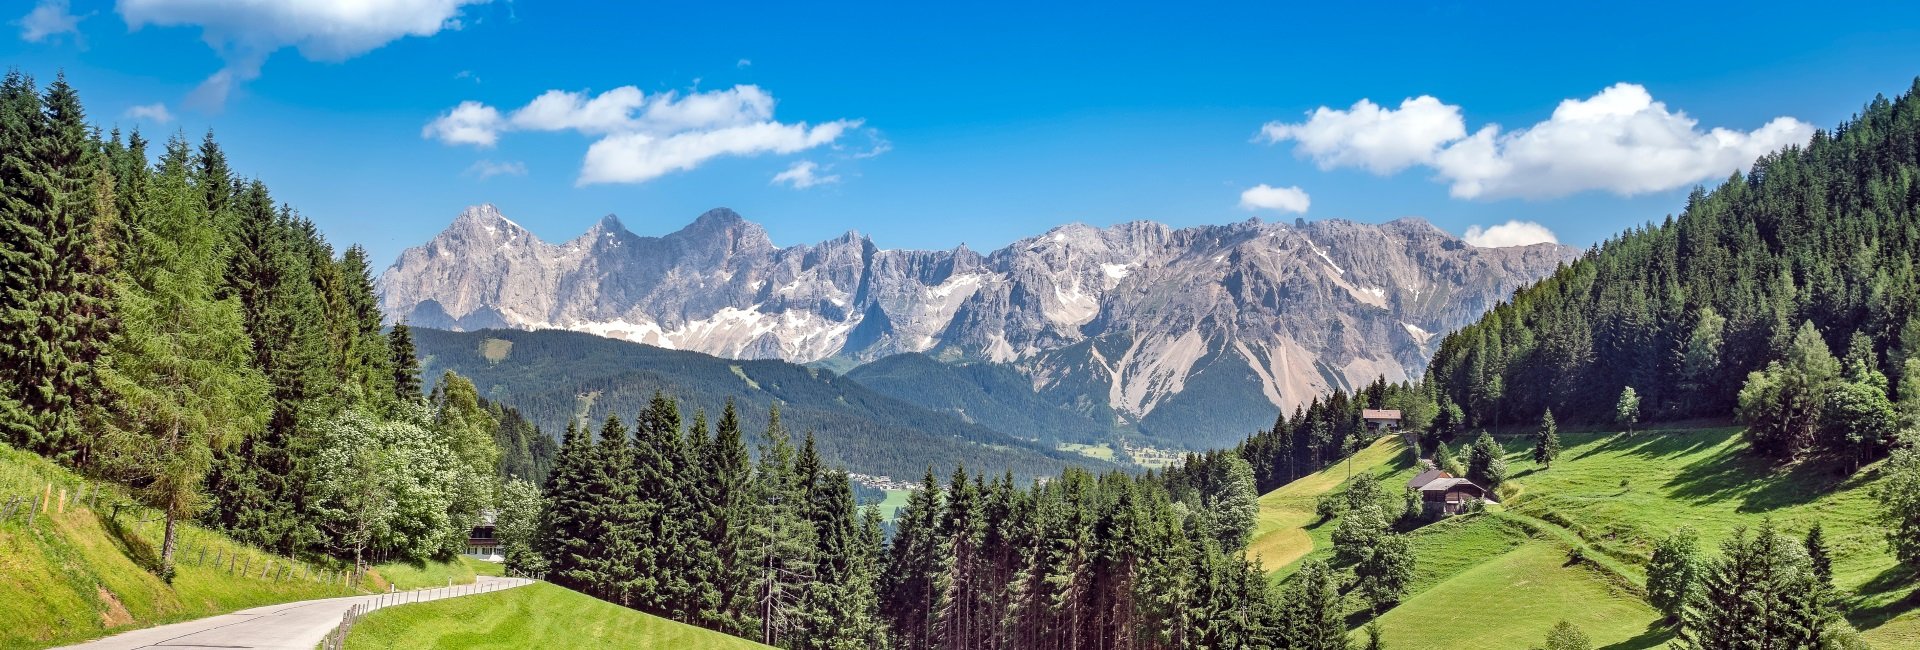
[
  {"left": 1245, "top": 435, "right": 1410, "bottom": 571},
  {"left": 1254, "top": 426, "right": 1920, "bottom": 647},
  {"left": 343, "top": 581, "right": 771, "bottom": 649}
]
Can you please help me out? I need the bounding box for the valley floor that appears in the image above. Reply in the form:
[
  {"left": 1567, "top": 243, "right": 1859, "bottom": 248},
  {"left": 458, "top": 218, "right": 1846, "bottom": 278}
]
[{"left": 1248, "top": 426, "right": 1920, "bottom": 649}]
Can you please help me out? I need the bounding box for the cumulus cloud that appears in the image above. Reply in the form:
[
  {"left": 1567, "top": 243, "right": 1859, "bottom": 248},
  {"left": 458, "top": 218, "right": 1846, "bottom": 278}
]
[
  {"left": 118, "top": 0, "right": 486, "bottom": 108},
  {"left": 124, "top": 103, "right": 173, "bottom": 124},
  {"left": 1260, "top": 83, "right": 1814, "bottom": 200},
  {"left": 1237, "top": 184, "right": 1310, "bottom": 213},
  {"left": 427, "top": 84, "right": 860, "bottom": 185},
  {"left": 1259, "top": 96, "right": 1464, "bottom": 174},
  {"left": 1462, "top": 220, "right": 1558, "bottom": 248},
  {"left": 771, "top": 160, "right": 839, "bottom": 189},
  {"left": 422, "top": 101, "right": 504, "bottom": 146},
  {"left": 464, "top": 159, "right": 526, "bottom": 179},
  {"left": 16, "top": 0, "right": 84, "bottom": 43}
]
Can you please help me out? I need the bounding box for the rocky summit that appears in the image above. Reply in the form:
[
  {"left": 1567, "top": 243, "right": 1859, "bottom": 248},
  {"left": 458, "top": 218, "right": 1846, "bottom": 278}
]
[{"left": 379, "top": 205, "right": 1575, "bottom": 446}]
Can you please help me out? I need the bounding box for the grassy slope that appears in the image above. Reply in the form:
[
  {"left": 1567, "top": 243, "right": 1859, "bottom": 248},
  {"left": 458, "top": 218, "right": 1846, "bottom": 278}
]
[
  {"left": 1252, "top": 427, "right": 1920, "bottom": 649},
  {"left": 1245, "top": 435, "right": 1412, "bottom": 572},
  {"left": 0, "top": 444, "right": 348, "bottom": 648},
  {"left": 345, "top": 581, "right": 771, "bottom": 649},
  {"left": 0, "top": 443, "right": 486, "bottom": 648}
]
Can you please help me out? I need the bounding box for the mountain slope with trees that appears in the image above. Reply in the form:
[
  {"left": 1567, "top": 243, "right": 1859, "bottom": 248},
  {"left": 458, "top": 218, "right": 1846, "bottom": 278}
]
[{"left": 412, "top": 327, "right": 1096, "bottom": 482}]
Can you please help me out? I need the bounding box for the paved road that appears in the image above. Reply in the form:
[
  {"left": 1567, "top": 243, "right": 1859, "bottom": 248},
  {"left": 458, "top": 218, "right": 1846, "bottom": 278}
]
[{"left": 57, "top": 576, "right": 534, "bottom": 650}]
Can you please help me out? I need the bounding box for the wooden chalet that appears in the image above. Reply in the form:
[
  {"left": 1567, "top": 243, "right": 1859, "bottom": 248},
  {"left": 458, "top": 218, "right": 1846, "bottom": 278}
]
[
  {"left": 1407, "top": 471, "right": 1494, "bottom": 516},
  {"left": 1362, "top": 409, "right": 1403, "bottom": 431}
]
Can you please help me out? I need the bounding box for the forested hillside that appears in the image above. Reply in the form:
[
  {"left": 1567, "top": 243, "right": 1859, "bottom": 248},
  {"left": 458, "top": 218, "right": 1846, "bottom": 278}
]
[
  {"left": 0, "top": 71, "right": 524, "bottom": 591},
  {"left": 413, "top": 327, "right": 1094, "bottom": 482},
  {"left": 845, "top": 352, "right": 1115, "bottom": 445},
  {"left": 1424, "top": 79, "right": 1920, "bottom": 436}
]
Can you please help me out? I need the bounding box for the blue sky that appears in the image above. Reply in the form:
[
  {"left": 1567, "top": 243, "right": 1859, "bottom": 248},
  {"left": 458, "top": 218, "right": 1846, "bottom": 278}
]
[{"left": 5, "top": 1, "right": 1919, "bottom": 266}]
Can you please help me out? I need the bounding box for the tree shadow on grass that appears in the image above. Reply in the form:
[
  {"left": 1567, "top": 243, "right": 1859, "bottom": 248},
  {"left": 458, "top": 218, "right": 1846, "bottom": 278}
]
[
  {"left": 1847, "top": 564, "right": 1920, "bottom": 633},
  {"left": 1569, "top": 428, "right": 1729, "bottom": 464},
  {"left": 97, "top": 510, "right": 161, "bottom": 575},
  {"left": 1599, "top": 621, "right": 1674, "bottom": 650},
  {"left": 1662, "top": 444, "right": 1867, "bottom": 513}
]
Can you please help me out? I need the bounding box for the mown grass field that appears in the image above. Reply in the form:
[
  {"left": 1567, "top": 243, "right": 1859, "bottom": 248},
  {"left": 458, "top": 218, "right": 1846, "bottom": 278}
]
[
  {"left": 344, "top": 581, "right": 771, "bottom": 649},
  {"left": 1249, "top": 426, "right": 1920, "bottom": 649},
  {"left": 0, "top": 443, "right": 353, "bottom": 648},
  {"left": 368, "top": 556, "right": 496, "bottom": 591}
]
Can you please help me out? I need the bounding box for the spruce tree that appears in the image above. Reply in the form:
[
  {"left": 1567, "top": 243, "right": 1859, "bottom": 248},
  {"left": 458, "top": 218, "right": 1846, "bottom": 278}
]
[
  {"left": 538, "top": 420, "right": 595, "bottom": 587},
  {"left": 1532, "top": 409, "right": 1561, "bottom": 469},
  {"left": 695, "top": 400, "right": 756, "bottom": 636},
  {"left": 388, "top": 321, "right": 422, "bottom": 402},
  {"left": 748, "top": 405, "right": 815, "bottom": 646},
  {"left": 1466, "top": 431, "right": 1508, "bottom": 489}
]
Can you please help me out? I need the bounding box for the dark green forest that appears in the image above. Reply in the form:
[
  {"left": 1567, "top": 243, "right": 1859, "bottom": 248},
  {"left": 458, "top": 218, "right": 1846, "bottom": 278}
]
[
  {"left": 1421, "top": 79, "right": 1920, "bottom": 458},
  {"left": 0, "top": 71, "right": 529, "bottom": 575},
  {"left": 413, "top": 327, "right": 1094, "bottom": 482}
]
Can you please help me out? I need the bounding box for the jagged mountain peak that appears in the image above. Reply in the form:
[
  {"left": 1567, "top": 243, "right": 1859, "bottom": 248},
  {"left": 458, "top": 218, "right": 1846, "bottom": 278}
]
[{"left": 380, "top": 206, "right": 1578, "bottom": 446}]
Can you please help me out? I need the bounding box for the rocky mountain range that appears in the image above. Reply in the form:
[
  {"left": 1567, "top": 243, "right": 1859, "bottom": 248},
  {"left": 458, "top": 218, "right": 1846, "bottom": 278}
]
[{"left": 379, "top": 205, "right": 1576, "bottom": 447}]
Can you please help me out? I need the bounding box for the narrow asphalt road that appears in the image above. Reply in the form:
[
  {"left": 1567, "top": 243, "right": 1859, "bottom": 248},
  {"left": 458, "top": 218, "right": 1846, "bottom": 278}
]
[{"left": 56, "top": 575, "right": 534, "bottom": 650}]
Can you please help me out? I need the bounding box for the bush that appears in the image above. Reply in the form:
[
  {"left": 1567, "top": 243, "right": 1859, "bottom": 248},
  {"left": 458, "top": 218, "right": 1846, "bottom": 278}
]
[{"left": 1314, "top": 493, "right": 1343, "bottom": 521}]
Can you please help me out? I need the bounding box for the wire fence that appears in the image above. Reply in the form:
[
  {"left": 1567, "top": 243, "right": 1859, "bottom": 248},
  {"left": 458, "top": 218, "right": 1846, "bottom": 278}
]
[
  {"left": 0, "top": 478, "right": 363, "bottom": 591},
  {"left": 318, "top": 575, "right": 536, "bottom": 650}
]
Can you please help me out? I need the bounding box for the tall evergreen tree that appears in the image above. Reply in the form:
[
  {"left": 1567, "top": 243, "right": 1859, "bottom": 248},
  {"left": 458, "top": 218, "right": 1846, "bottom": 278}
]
[
  {"left": 94, "top": 135, "right": 269, "bottom": 580},
  {"left": 1532, "top": 409, "right": 1561, "bottom": 469},
  {"left": 388, "top": 321, "right": 422, "bottom": 402}
]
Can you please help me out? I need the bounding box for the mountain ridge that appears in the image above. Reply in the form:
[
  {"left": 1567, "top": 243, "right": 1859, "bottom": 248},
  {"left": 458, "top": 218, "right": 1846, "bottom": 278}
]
[{"left": 381, "top": 206, "right": 1576, "bottom": 447}]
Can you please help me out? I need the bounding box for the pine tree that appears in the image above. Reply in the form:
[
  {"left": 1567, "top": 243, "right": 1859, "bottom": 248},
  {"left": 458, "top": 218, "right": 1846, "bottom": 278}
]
[
  {"left": 748, "top": 405, "right": 815, "bottom": 646},
  {"left": 94, "top": 135, "right": 269, "bottom": 580},
  {"left": 694, "top": 400, "right": 756, "bottom": 636},
  {"left": 539, "top": 420, "right": 595, "bottom": 588},
  {"left": 1278, "top": 560, "right": 1346, "bottom": 650},
  {"left": 203, "top": 180, "right": 334, "bottom": 553},
  {"left": 1466, "top": 431, "right": 1508, "bottom": 489},
  {"left": 1532, "top": 409, "right": 1561, "bottom": 469},
  {"left": 388, "top": 321, "right": 422, "bottom": 402},
  {"left": 581, "top": 414, "right": 641, "bottom": 605},
  {"left": 1678, "top": 521, "right": 1827, "bottom": 649},
  {"left": 629, "top": 391, "right": 686, "bottom": 616},
  {"left": 880, "top": 468, "right": 945, "bottom": 649},
  {"left": 1432, "top": 441, "right": 1464, "bottom": 477},
  {"left": 1806, "top": 523, "right": 1833, "bottom": 593}
]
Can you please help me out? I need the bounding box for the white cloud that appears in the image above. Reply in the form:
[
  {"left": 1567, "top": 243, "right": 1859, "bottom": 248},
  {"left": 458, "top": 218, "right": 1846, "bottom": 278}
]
[
  {"left": 1260, "top": 83, "right": 1814, "bottom": 200},
  {"left": 771, "top": 160, "right": 839, "bottom": 189},
  {"left": 1462, "top": 220, "right": 1558, "bottom": 247},
  {"left": 427, "top": 84, "right": 860, "bottom": 185},
  {"left": 17, "top": 0, "right": 83, "bottom": 43},
  {"left": 737, "top": 58, "right": 752, "bottom": 68},
  {"left": 464, "top": 159, "right": 526, "bottom": 179},
  {"left": 1259, "top": 96, "right": 1464, "bottom": 174},
  {"left": 118, "top": 0, "right": 486, "bottom": 108},
  {"left": 1237, "top": 184, "right": 1310, "bottom": 213},
  {"left": 422, "top": 101, "right": 504, "bottom": 147},
  {"left": 582, "top": 119, "right": 855, "bottom": 185},
  {"left": 124, "top": 103, "right": 173, "bottom": 124}
]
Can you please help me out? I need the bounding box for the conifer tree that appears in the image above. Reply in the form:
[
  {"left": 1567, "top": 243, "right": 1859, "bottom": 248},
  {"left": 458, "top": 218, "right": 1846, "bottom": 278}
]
[
  {"left": 1466, "top": 432, "right": 1508, "bottom": 489},
  {"left": 539, "top": 420, "right": 595, "bottom": 587},
  {"left": 1278, "top": 560, "right": 1346, "bottom": 650},
  {"left": 1678, "top": 521, "right": 1827, "bottom": 648},
  {"left": 880, "top": 469, "right": 946, "bottom": 649},
  {"left": 1532, "top": 409, "right": 1561, "bottom": 469},
  {"left": 695, "top": 400, "right": 756, "bottom": 636},
  {"left": 748, "top": 405, "right": 816, "bottom": 646},
  {"left": 95, "top": 135, "right": 269, "bottom": 580},
  {"left": 629, "top": 392, "right": 687, "bottom": 616},
  {"left": 388, "top": 321, "right": 422, "bottom": 402}
]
